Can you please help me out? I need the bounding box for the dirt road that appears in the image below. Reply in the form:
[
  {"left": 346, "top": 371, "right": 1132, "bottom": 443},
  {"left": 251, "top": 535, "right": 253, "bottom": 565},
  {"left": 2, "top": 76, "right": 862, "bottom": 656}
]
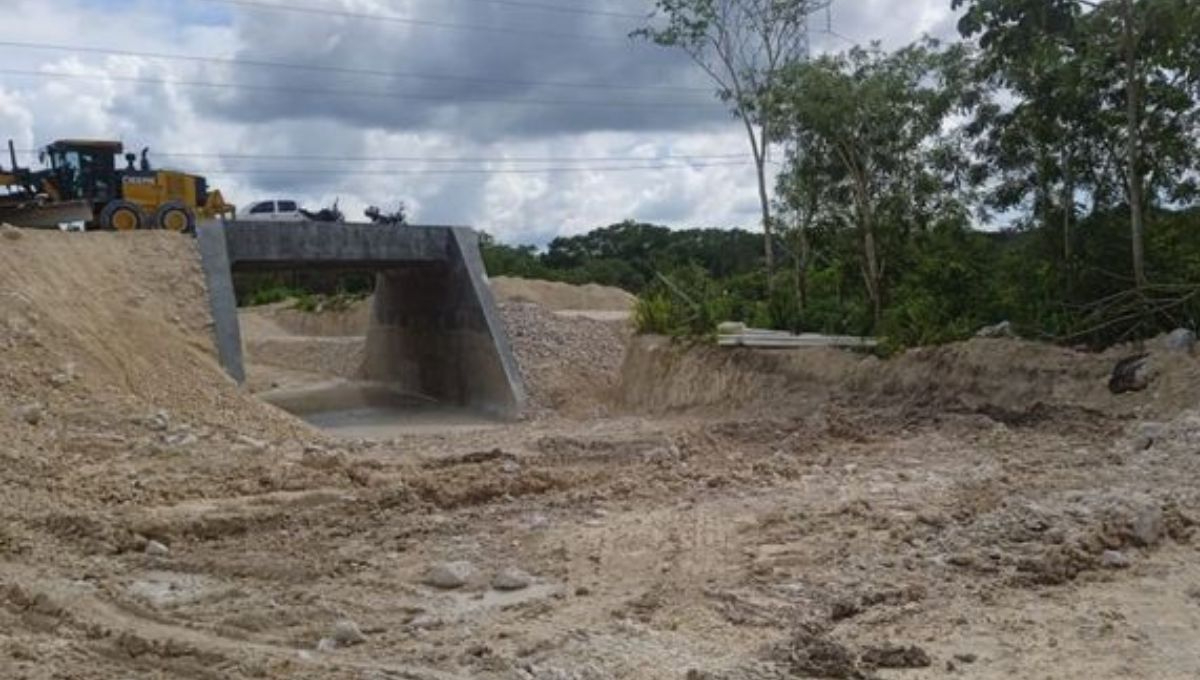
[{"left": 2, "top": 230, "right": 1199, "bottom": 679}]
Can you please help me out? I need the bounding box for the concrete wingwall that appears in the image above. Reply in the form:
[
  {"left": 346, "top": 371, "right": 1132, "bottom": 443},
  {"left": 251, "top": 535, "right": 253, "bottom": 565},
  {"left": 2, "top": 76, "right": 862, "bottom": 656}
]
[
  {"left": 197, "top": 222, "right": 526, "bottom": 419},
  {"left": 361, "top": 228, "right": 526, "bottom": 418}
]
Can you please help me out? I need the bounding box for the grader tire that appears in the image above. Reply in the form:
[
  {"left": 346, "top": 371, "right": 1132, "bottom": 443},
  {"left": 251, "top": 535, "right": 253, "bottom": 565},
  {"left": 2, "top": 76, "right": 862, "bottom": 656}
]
[
  {"left": 99, "top": 200, "right": 147, "bottom": 231},
  {"left": 155, "top": 201, "right": 196, "bottom": 234}
]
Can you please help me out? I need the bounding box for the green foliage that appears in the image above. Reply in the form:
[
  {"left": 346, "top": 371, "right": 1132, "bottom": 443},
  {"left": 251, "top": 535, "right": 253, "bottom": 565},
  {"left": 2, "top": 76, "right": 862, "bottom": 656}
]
[
  {"left": 290, "top": 290, "right": 367, "bottom": 314},
  {"left": 244, "top": 284, "right": 304, "bottom": 308},
  {"left": 770, "top": 39, "right": 976, "bottom": 325},
  {"left": 480, "top": 221, "right": 764, "bottom": 295},
  {"left": 234, "top": 271, "right": 375, "bottom": 308}
]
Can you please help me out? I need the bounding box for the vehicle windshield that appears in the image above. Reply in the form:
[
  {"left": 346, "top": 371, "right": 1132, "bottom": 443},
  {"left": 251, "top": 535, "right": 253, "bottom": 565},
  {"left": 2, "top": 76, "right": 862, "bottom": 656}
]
[{"left": 48, "top": 147, "right": 115, "bottom": 200}]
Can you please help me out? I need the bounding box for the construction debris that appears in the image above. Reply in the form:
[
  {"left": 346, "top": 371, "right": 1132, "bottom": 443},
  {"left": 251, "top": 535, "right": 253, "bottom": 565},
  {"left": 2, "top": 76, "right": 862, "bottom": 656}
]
[{"left": 717, "top": 322, "right": 878, "bottom": 349}]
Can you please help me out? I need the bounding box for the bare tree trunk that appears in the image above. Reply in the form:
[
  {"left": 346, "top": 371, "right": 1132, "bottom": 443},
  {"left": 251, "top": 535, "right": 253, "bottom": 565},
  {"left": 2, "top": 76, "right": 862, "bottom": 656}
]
[
  {"left": 863, "top": 226, "right": 882, "bottom": 327},
  {"left": 1062, "top": 152, "right": 1073, "bottom": 264},
  {"left": 1123, "top": 0, "right": 1147, "bottom": 291},
  {"left": 742, "top": 116, "right": 775, "bottom": 290},
  {"left": 756, "top": 155, "right": 775, "bottom": 287},
  {"left": 797, "top": 224, "right": 810, "bottom": 311}
]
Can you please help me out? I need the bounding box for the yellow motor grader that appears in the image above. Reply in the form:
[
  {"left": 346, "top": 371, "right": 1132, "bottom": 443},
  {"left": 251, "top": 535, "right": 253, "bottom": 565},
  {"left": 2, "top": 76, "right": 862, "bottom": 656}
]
[{"left": 0, "top": 139, "right": 235, "bottom": 231}]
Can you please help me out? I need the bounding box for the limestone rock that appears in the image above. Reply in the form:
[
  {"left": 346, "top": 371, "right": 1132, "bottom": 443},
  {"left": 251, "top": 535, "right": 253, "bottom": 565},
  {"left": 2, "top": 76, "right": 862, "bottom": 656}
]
[
  {"left": 976, "top": 321, "right": 1015, "bottom": 338},
  {"left": 492, "top": 567, "right": 533, "bottom": 591},
  {"left": 144, "top": 540, "right": 170, "bottom": 557},
  {"left": 330, "top": 619, "right": 366, "bottom": 646},
  {"left": 423, "top": 561, "right": 475, "bottom": 589},
  {"left": 1131, "top": 506, "right": 1163, "bottom": 547},
  {"left": 1163, "top": 328, "right": 1197, "bottom": 354},
  {"left": 1101, "top": 550, "right": 1131, "bottom": 570}
]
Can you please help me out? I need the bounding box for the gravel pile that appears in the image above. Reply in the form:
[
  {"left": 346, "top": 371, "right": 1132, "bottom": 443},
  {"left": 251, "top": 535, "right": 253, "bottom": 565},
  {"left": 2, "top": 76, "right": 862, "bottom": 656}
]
[{"left": 499, "top": 301, "right": 630, "bottom": 417}]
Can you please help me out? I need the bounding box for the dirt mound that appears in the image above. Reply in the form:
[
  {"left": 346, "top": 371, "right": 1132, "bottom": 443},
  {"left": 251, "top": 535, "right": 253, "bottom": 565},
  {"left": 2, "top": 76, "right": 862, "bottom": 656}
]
[
  {"left": 0, "top": 230, "right": 315, "bottom": 523},
  {"left": 621, "top": 335, "right": 1200, "bottom": 420},
  {"left": 500, "top": 301, "right": 630, "bottom": 418},
  {"left": 491, "top": 276, "right": 635, "bottom": 312},
  {"left": 0, "top": 230, "right": 302, "bottom": 436},
  {"left": 620, "top": 335, "right": 863, "bottom": 415},
  {"left": 238, "top": 302, "right": 370, "bottom": 394}
]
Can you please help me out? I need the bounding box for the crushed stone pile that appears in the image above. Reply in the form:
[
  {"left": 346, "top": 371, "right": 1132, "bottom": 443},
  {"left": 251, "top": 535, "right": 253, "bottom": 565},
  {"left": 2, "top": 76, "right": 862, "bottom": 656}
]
[{"left": 499, "top": 301, "right": 630, "bottom": 417}]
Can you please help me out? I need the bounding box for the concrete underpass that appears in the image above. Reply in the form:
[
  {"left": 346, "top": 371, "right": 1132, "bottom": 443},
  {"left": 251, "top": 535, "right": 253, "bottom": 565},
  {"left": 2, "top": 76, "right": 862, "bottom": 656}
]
[{"left": 196, "top": 221, "right": 526, "bottom": 424}]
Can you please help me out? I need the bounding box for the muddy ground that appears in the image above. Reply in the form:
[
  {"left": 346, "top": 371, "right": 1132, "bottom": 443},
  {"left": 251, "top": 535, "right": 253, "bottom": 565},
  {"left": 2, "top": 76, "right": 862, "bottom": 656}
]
[{"left": 2, "top": 230, "right": 1200, "bottom": 679}]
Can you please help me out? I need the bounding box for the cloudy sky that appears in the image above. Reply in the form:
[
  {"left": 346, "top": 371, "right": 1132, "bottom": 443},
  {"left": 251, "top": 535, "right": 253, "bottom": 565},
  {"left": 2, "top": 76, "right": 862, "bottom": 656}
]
[{"left": 0, "top": 0, "right": 959, "bottom": 244}]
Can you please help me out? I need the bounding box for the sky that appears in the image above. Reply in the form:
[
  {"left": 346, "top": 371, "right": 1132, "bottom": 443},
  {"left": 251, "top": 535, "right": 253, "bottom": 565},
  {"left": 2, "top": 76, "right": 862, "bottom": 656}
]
[{"left": 0, "top": 0, "right": 960, "bottom": 245}]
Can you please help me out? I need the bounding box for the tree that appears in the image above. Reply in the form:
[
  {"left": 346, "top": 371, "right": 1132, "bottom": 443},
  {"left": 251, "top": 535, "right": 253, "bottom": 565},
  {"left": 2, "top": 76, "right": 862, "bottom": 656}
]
[
  {"left": 633, "top": 0, "right": 830, "bottom": 288},
  {"left": 956, "top": 0, "right": 1200, "bottom": 293},
  {"left": 959, "top": 0, "right": 1097, "bottom": 277},
  {"left": 770, "top": 40, "right": 973, "bottom": 326}
]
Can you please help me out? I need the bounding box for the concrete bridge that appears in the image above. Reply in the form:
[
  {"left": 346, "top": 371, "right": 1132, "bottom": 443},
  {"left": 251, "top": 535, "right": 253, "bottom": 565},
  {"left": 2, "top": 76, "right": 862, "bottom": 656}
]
[{"left": 196, "top": 221, "right": 526, "bottom": 419}]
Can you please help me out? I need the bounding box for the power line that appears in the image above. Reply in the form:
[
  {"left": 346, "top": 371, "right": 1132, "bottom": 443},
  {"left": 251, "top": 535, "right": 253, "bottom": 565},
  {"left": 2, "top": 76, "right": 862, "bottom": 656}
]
[
  {"left": 124, "top": 151, "right": 746, "bottom": 164},
  {"left": 195, "top": 161, "right": 753, "bottom": 176},
  {"left": 0, "top": 40, "right": 710, "bottom": 94},
  {"left": 0, "top": 68, "right": 716, "bottom": 109},
  {"left": 14, "top": 148, "right": 747, "bottom": 164},
  {"left": 195, "top": 0, "right": 638, "bottom": 44},
  {"left": 348, "top": 0, "right": 647, "bottom": 20}
]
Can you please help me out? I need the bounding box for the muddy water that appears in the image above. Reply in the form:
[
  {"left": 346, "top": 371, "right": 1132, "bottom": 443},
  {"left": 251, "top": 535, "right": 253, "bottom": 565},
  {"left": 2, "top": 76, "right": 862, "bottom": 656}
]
[{"left": 258, "top": 380, "right": 505, "bottom": 438}]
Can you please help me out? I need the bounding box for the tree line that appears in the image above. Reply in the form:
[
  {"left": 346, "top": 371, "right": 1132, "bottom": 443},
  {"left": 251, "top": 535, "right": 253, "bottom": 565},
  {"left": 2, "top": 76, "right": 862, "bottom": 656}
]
[{"left": 488, "top": 0, "right": 1200, "bottom": 348}]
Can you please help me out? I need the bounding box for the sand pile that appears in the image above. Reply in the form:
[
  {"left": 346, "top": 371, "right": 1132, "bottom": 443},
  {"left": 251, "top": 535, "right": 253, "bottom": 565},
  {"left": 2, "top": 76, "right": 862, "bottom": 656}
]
[
  {"left": 490, "top": 276, "right": 635, "bottom": 312},
  {"left": 0, "top": 230, "right": 304, "bottom": 431},
  {"left": 0, "top": 230, "right": 316, "bottom": 512}
]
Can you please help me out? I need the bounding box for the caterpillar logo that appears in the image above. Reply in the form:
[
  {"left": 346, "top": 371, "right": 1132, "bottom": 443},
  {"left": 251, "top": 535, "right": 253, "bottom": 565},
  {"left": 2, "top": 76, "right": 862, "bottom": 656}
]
[{"left": 123, "top": 176, "right": 155, "bottom": 185}]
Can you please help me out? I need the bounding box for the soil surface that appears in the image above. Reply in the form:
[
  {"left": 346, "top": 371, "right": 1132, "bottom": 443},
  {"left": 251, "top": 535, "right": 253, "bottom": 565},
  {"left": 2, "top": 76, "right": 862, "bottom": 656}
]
[{"left": 3, "top": 230, "right": 1200, "bottom": 680}]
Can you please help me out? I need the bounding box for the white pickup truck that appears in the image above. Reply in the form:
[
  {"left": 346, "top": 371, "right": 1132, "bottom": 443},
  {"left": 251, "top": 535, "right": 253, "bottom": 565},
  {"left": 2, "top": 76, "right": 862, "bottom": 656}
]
[{"left": 244, "top": 199, "right": 305, "bottom": 222}]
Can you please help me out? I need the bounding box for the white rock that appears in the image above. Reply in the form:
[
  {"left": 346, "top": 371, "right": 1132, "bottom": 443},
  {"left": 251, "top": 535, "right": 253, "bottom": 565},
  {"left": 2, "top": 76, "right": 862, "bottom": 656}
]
[
  {"left": 492, "top": 567, "right": 533, "bottom": 591},
  {"left": 164, "top": 431, "right": 199, "bottom": 448},
  {"left": 1163, "top": 328, "right": 1197, "bottom": 353},
  {"left": 976, "top": 321, "right": 1015, "bottom": 338},
  {"left": 330, "top": 619, "right": 366, "bottom": 646},
  {"left": 1131, "top": 506, "right": 1163, "bottom": 547},
  {"left": 315, "top": 638, "right": 338, "bottom": 653},
  {"left": 235, "top": 434, "right": 269, "bottom": 452},
  {"left": 1101, "top": 550, "right": 1131, "bottom": 569},
  {"left": 144, "top": 540, "right": 170, "bottom": 556},
  {"left": 1132, "top": 422, "right": 1168, "bottom": 450},
  {"left": 409, "top": 613, "right": 442, "bottom": 630},
  {"left": 49, "top": 362, "right": 76, "bottom": 387},
  {"left": 422, "top": 561, "right": 475, "bottom": 589}
]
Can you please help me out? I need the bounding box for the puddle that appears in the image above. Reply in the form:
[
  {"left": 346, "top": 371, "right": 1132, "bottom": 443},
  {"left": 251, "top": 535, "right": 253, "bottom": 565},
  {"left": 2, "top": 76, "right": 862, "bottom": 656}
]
[{"left": 259, "top": 380, "right": 505, "bottom": 438}]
